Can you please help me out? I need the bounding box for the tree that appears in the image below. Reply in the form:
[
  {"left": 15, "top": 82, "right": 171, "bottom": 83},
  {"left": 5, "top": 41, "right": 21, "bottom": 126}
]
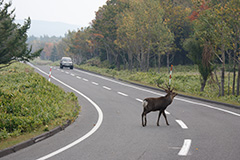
[
  {"left": 91, "top": 0, "right": 129, "bottom": 70},
  {"left": 184, "top": 38, "right": 214, "bottom": 91},
  {"left": 116, "top": 0, "right": 174, "bottom": 72},
  {"left": 0, "top": 0, "right": 41, "bottom": 69},
  {"left": 192, "top": 0, "right": 233, "bottom": 96}
]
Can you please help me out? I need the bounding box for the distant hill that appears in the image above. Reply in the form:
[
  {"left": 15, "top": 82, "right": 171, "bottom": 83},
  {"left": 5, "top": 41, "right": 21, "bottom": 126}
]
[{"left": 15, "top": 19, "right": 81, "bottom": 37}]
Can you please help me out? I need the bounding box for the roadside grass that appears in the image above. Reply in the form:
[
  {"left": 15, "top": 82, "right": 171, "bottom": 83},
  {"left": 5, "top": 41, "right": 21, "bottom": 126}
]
[
  {"left": 77, "top": 62, "right": 239, "bottom": 106},
  {"left": 0, "top": 63, "right": 80, "bottom": 150}
]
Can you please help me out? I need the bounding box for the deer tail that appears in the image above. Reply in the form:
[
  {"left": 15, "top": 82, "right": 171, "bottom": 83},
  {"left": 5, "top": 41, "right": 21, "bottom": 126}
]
[{"left": 142, "top": 99, "right": 148, "bottom": 108}]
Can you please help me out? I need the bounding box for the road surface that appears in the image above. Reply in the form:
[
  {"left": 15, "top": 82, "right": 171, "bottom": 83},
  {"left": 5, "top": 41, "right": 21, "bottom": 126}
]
[{"left": 2, "top": 64, "right": 240, "bottom": 160}]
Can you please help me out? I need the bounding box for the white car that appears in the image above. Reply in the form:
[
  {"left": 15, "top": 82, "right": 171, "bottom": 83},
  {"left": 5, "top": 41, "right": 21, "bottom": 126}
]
[{"left": 60, "top": 57, "right": 73, "bottom": 69}]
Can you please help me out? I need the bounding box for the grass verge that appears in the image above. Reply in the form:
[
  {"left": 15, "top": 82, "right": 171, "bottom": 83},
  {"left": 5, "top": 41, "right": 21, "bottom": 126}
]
[
  {"left": 77, "top": 63, "right": 239, "bottom": 106},
  {"left": 0, "top": 63, "right": 80, "bottom": 150}
]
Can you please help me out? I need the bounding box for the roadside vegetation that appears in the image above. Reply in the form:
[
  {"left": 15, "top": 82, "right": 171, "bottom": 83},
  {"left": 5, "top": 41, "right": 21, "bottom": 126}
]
[
  {"left": 0, "top": 63, "right": 80, "bottom": 149},
  {"left": 77, "top": 58, "right": 240, "bottom": 106}
]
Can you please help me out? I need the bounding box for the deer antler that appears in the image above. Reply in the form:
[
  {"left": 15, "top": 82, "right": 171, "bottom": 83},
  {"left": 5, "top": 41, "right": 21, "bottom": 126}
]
[{"left": 156, "top": 82, "right": 169, "bottom": 91}]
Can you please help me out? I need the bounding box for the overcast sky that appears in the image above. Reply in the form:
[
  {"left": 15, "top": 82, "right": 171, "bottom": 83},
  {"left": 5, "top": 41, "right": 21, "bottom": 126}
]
[{"left": 9, "top": 0, "right": 107, "bottom": 26}]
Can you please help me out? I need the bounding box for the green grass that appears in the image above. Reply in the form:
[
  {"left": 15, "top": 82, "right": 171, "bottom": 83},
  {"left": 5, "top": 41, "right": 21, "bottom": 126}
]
[
  {"left": 0, "top": 63, "right": 80, "bottom": 149},
  {"left": 77, "top": 62, "right": 239, "bottom": 106}
]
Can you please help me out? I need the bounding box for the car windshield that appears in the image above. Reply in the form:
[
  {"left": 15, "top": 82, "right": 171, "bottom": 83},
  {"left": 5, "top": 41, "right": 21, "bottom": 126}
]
[{"left": 63, "top": 58, "right": 72, "bottom": 62}]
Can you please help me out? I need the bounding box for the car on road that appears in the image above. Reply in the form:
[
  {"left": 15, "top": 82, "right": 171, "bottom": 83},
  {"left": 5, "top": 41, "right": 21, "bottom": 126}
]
[{"left": 60, "top": 57, "right": 73, "bottom": 69}]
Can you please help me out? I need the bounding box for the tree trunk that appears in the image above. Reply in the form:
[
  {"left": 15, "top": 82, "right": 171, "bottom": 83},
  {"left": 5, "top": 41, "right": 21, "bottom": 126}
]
[
  {"left": 200, "top": 79, "right": 207, "bottom": 92},
  {"left": 128, "top": 52, "right": 133, "bottom": 71},
  {"left": 232, "top": 52, "right": 236, "bottom": 95},
  {"left": 214, "top": 70, "right": 221, "bottom": 97},
  {"left": 220, "top": 44, "right": 225, "bottom": 96},
  {"left": 237, "top": 63, "right": 240, "bottom": 96},
  {"left": 158, "top": 53, "right": 161, "bottom": 73},
  {"left": 167, "top": 52, "right": 170, "bottom": 72}
]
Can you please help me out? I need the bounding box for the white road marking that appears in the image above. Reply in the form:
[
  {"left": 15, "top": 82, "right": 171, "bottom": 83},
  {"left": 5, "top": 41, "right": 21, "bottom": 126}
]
[
  {"left": 70, "top": 73, "right": 75, "bottom": 76},
  {"left": 65, "top": 72, "right": 69, "bottom": 74},
  {"left": 61, "top": 70, "right": 64, "bottom": 72},
  {"left": 76, "top": 76, "right": 81, "bottom": 79},
  {"left": 30, "top": 65, "right": 103, "bottom": 160},
  {"left": 103, "top": 86, "right": 111, "bottom": 90},
  {"left": 74, "top": 69, "right": 240, "bottom": 117},
  {"left": 175, "top": 98, "right": 240, "bottom": 117},
  {"left": 92, "top": 82, "right": 99, "bottom": 85},
  {"left": 165, "top": 111, "right": 170, "bottom": 115},
  {"left": 83, "top": 78, "right": 89, "bottom": 82},
  {"left": 136, "top": 98, "right": 143, "bottom": 102},
  {"left": 178, "top": 139, "right": 192, "bottom": 156},
  {"left": 117, "top": 92, "right": 128, "bottom": 97},
  {"left": 176, "top": 120, "right": 188, "bottom": 129}
]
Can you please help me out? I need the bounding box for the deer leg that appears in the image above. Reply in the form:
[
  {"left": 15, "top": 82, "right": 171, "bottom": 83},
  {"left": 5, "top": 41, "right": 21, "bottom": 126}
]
[
  {"left": 142, "top": 112, "right": 147, "bottom": 127},
  {"left": 157, "top": 110, "right": 163, "bottom": 126},
  {"left": 162, "top": 110, "right": 169, "bottom": 125}
]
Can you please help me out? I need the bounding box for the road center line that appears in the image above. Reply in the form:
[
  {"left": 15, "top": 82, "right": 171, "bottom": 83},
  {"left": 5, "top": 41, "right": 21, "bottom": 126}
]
[
  {"left": 92, "top": 82, "right": 99, "bottom": 85},
  {"left": 176, "top": 120, "right": 188, "bottom": 129},
  {"left": 103, "top": 86, "right": 111, "bottom": 90},
  {"left": 83, "top": 78, "right": 89, "bottom": 82},
  {"left": 117, "top": 92, "right": 128, "bottom": 97},
  {"left": 178, "top": 139, "right": 192, "bottom": 156},
  {"left": 29, "top": 64, "right": 103, "bottom": 160},
  {"left": 74, "top": 69, "right": 240, "bottom": 117},
  {"left": 136, "top": 98, "right": 143, "bottom": 103}
]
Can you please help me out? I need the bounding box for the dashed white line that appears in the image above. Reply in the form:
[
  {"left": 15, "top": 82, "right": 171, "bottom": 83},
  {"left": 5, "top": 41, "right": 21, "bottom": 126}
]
[
  {"left": 65, "top": 72, "right": 69, "bottom": 74},
  {"left": 178, "top": 139, "right": 192, "bottom": 156},
  {"left": 103, "top": 86, "right": 111, "bottom": 90},
  {"left": 83, "top": 78, "right": 89, "bottom": 82},
  {"left": 92, "top": 82, "right": 99, "bottom": 85},
  {"left": 70, "top": 73, "right": 75, "bottom": 76},
  {"left": 165, "top": 111, "right": 170, "bottom": 115},
  {"left": 76, "top": 76, "right": 81, "bottom": 79},
  {"left": 176, "top": 120, "right": 188, "bottom": 129},
  {"left": 136, "top": 98, "right": 143, "bottom": 102},
  {"left": 117, "top": 92, "right": 128, "bottom": 97}
]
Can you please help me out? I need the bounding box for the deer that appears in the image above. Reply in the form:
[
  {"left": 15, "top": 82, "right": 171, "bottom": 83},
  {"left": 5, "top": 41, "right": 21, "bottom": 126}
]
[{"left": 142, "top": 84, "right": 177, "bottom": 127}]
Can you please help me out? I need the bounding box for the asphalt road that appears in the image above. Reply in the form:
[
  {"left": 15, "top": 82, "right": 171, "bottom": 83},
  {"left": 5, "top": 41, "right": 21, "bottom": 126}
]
[{"left": 2, "top": 64, "right": 240, "bottom": 160}]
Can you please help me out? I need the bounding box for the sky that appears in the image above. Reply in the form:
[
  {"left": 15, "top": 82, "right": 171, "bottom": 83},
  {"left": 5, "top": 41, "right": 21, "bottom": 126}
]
[{"left": 9, "top": 0, "right": 107, "bottom": 26}]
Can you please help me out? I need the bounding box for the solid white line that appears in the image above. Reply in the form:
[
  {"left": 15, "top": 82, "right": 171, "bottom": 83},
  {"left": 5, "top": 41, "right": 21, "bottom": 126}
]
[
  {"left": 29, "top": 64, "right": 103, "bottom": 160},
  {"left": 178, "top": 139, "right": 192, "bottom": 156},
  {"left": 175, "top": 98, "right": 240, "bottom": 117},
  {"left": 117, "top": 92, "right": 128, "bottom": 97},
  {"left": 176, "top": 120, "right": 188, "bottom": 129},
  {"left": 103, "top": 86, "right": 111, "bottom": 90},
  {"left": 74, "top": 69, "right": 240, "bottom": 117},
  {"left": 92, "top": 82, "right": 99, "bottom": 85}
]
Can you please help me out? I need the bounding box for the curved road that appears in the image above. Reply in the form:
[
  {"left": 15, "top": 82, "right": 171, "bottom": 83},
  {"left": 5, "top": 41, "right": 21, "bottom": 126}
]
[{"left": 2, "top": 64, "right": 240, "bottom": 160}]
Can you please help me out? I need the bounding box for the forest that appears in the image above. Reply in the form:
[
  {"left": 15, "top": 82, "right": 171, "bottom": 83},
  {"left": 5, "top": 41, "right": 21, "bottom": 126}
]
[{"left": 27, "top": 0, "right": 240, "bottom": 97}]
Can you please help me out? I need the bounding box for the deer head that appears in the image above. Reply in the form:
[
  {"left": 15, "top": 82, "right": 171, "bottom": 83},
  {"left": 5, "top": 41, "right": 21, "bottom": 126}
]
[{"left": 157, "top": 83, "right": 178, "bottom": 100}]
